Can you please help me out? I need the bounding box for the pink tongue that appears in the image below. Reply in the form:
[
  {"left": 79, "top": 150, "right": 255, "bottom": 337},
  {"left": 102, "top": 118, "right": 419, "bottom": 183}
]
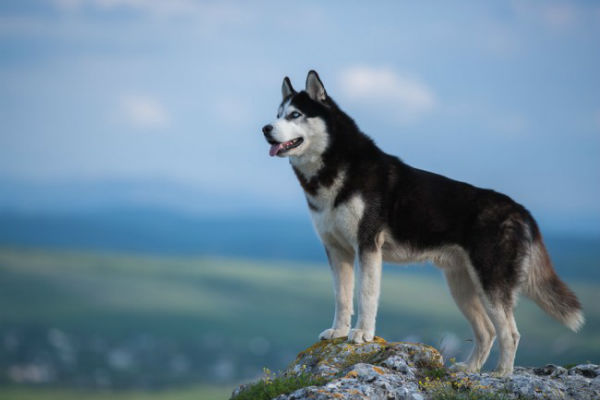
[{"left": 269, "top": 143, "right": 284, "bottom": 157}]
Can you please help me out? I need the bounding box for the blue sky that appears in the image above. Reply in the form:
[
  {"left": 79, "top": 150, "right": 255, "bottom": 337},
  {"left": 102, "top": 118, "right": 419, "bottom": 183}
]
[{"left": 0, "top": 1, "right": 599, "bottom": 232}]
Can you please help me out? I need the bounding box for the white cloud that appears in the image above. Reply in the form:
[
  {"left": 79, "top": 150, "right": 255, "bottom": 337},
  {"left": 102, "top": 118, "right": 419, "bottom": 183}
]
[
  {"left": 119, "top": 94, "right": 169, "bottom": 129},
  {"left": 338, "top": 66, "right": 436, "bottom": 119}
]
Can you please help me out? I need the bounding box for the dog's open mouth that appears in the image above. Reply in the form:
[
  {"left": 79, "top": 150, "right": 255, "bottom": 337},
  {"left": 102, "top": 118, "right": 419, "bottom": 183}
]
[{"left": 268, "top": 137, "right": 304, "bottom": 157}]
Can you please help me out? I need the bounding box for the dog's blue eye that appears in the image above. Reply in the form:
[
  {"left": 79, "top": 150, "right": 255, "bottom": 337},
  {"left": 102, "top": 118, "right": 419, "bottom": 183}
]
[{"left": 289, "top": 111, "right": 301, "bottom": 119}]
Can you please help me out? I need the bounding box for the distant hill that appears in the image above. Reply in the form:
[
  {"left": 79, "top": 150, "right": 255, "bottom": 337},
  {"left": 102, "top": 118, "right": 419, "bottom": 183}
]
[
  {"left": 0, "top": 208, "right": 323, "bottom": 262},
  {"left": 0, "top": 207, "right": 598, "bottom": 282}
]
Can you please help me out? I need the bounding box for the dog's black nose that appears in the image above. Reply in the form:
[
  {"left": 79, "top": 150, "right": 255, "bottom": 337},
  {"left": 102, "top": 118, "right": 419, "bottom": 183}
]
[{"left": 262, "top": 124, "right": 273, "bottom": 135}]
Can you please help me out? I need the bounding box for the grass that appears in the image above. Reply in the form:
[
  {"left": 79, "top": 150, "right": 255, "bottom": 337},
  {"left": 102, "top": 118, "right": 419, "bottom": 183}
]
[
  {"left": 421, "top": 366, "right": 448, "bottom": 380},
  {"left": 230, "top": 370, "right": 328, "bottom": 400}
]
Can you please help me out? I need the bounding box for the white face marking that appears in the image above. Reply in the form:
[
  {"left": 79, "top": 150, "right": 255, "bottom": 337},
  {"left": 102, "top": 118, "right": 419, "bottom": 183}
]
[
  {"left": 291, "top": 117, "right": 328, "bottom": 179},
  {"left": 267, "top": 98, "right": 329, "bottom": 177},
  {"left": 271, "top": 103, "right": 305, "bottom": 153},
  {"left": 276, "top": 98, "right": 292, "bottom": 119}
]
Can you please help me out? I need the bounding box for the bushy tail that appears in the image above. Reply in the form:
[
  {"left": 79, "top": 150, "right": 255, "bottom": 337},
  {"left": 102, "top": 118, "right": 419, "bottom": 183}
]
[{"left": 524, "top": 237, "right": 584, "bottom": 332}]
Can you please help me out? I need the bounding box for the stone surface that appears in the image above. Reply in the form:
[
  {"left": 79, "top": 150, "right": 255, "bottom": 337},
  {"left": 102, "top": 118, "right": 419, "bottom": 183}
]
[{"left": 231, "top": 337, "right": 600, "bottom": 400}]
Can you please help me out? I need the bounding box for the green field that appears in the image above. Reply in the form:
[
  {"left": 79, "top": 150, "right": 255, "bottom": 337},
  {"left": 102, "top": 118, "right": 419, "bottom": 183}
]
[{"left": 0, "top": 246, "right": 598, "bottom": 399}]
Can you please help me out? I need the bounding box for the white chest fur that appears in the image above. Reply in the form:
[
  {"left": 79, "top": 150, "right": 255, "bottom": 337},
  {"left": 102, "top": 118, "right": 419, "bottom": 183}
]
[{"left": 306, "top": 170, "right": 365, "bottom": 253}]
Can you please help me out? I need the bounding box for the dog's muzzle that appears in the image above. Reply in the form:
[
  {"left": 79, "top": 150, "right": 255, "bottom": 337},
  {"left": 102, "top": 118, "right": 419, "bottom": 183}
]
[{"left": 262, "top": 124, "right": 274, "bottom": 141}]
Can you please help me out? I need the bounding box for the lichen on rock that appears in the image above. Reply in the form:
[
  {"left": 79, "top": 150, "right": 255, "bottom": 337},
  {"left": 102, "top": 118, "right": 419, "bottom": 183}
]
[{"left": 230, "top": 337, "right": 600, "bottom": 400}]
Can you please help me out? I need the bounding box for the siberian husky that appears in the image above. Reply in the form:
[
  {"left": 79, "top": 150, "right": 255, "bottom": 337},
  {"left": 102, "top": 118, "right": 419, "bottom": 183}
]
[{"left": 261, "top": 70, "right": 583, "bottom": 375}]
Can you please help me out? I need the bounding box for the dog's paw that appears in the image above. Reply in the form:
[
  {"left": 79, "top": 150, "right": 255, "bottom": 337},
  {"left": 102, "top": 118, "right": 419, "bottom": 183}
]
[
  {"left": 319, "top": 328, "right": 348, "bottom": 341},
  {"left": 348, "top": 328, "right": 374, "bottom": 344},
  {"left": 491, "top": 366, "right": 513, "bottom": 377},
  {"left": 449, "top": 362, "right": 478, "bottom": 374}
]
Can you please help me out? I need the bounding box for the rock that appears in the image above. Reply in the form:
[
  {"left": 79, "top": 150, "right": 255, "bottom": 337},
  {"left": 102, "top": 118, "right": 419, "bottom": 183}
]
[
  {"left": 231, "top": 337, "right": 600, "bottom": 400},
  {"left": 533, "top": 364, "right": 567, "bottom": 377},
  {"left": 568, "top": 364, "right": 600, "bottom": 379}
]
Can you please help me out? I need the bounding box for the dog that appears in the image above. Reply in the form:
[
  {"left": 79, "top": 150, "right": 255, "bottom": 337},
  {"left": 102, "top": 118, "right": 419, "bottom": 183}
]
[{"left": 261, "top": 70, "right": 583, "bottom": 376}]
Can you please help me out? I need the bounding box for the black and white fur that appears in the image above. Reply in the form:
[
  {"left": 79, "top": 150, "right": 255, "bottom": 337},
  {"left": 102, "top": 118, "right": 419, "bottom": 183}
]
[{"left": 261, "top": 71, "right": 584, "bottom": 376}]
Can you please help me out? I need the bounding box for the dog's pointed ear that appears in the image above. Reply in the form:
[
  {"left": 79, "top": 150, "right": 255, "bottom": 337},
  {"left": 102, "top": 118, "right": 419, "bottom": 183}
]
[
  {"left": 306, "top": 70, "right": 327, "bottom": 102},
  {"left": 281, "top": 77, "right": 296, "bottom": 99}
]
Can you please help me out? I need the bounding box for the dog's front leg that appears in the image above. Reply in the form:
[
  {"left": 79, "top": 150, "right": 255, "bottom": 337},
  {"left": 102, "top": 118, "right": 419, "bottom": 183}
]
[
  {"left": 348, "top": 244, "right": 383, "bottom": 344},
  {"left": 319, "top": 244, "right": 355, "bottom": 341}
]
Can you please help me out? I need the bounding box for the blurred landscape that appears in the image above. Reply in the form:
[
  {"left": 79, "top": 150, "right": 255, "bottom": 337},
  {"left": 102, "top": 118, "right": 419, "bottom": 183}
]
[
  {"left": 0, "top": 209, "right": 599, "bottom": 399},
  {"left": 1, "top": 1, "right": 599, "bottom": 399}
]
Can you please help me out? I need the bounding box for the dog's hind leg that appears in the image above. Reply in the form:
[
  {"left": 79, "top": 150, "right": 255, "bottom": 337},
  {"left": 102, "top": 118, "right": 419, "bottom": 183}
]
[
  {"left": 505, "top": 306, "right": 520, "bottom": 356},
  {"left": 319, "top": 244, "right": 355, "bottom": 340},
  {"left": 480, "top": 294, "right": 519, "bottom": 376},
  {"left": 467, "top": 212, "right": 528, "bottom": 376},
  {"left": 444, "top": 266, "right": 496, "bottom": 373}
]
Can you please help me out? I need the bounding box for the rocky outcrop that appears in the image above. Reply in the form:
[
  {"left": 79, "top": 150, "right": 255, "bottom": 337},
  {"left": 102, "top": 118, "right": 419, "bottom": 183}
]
[{"left": 231, "top": 337, "right": 600, "bottom": 400}]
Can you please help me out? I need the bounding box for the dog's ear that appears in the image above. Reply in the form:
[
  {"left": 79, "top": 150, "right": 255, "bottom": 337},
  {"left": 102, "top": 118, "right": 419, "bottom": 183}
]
[
  {"left": 306, "top": 70, "right": 327, "bottom": 102},
  {"left": 282, "top": 77, "right": 296, "bottom": 99}
]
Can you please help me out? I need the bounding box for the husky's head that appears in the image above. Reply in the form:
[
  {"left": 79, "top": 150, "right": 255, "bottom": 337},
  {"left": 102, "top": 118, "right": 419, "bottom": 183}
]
[{"left": 262, "top": 71, "right": 330, "bottom": 162}]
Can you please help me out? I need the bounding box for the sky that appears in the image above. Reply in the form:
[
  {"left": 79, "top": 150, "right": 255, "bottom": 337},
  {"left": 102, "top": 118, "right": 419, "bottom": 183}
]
[{"left": 0, "top": 1, "right": 599, "bottom": 232}]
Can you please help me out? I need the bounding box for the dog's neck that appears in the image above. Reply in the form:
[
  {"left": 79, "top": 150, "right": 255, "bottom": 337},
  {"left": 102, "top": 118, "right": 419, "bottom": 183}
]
[
  {"left": 289, "top": 153, "right": 324, "bottom": 181},
  {"left": 290, "top": 153, "right": 325, "bottom": 197},
  {"left": 290, "top": 149, "right": 346, "bottom": 198}
]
